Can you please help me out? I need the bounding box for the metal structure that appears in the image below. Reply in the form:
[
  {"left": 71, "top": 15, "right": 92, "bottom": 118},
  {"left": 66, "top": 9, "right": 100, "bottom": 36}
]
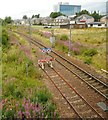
[{"left": 38, "top": 58, "right": 54, "bottom": 69}]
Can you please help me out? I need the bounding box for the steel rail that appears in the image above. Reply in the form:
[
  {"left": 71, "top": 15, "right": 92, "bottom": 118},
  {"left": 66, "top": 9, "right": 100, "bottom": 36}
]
[
  {"left": 52, "top": 58, "right": 108, "bottom": 100},
  {"left": 52, "top": 68, "right": 104, "bottom": 118},
  {"left": 43, "top": 68, "right": 82, "bottom": 118}
]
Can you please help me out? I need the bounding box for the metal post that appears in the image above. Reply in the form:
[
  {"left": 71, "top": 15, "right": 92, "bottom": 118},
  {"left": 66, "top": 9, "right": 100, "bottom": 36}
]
[
  {"left": 68, "top": 19, "right": 71, "bottom": 56},
  {"left": 28, "top": 18, "right": 31, "bottom": 47},
  {"left": 26, "top": 63, "right": 28, "bottom": 77}
]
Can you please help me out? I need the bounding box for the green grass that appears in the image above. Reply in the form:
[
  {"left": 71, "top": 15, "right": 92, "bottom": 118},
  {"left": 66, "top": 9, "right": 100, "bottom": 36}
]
[
  {"left": 2, "top": 33, "right": 58, "bottom": 118},
  {"left": 31, "top": 27, "right": 106, "bottom": 71}
]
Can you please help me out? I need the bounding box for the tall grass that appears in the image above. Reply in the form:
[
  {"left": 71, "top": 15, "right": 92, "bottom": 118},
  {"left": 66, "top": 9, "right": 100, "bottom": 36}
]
[{"left": 2, "top": 37, "right": 58, "bottom": 118}]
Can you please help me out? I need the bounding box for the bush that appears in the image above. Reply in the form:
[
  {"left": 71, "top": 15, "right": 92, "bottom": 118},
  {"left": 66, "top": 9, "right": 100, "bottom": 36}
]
[
  {"left": 62, "top": 45, "right": 68, "bottom": 53},
  {"left": 14, "top": 89, "right": 23, "bottom": 98},
  {"left": 4, "top": 83, "right": 15, "bottom": 97},
  {"left": 47, "top": 103, "right": 56, "bottom": 112},
  {"left": 7, "top": 53, "right": 18, "bottom": 63},
  {"left": 84, "top": 57, "right": 92, "bottom": 64},
  {"left": 2, "top": 29, "right": 9, "bottom": 46},
  {"left": 37, "top": 90, "right": 51, "bottom": 104},
  {"left": 60, "top": 34, "right": 68, "bottom": 41},
  {"left": 83, "top": 49, "right": 97, "bottom": 57}
]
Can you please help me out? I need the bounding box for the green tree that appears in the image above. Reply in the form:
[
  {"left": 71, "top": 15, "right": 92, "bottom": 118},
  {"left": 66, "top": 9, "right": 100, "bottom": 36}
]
[
  {"left": 23, "top": 15, "right": 28, "bottom": 19},
  {"left": 91, "top": 11, "right": 103, "bottom": 22},
  {"left": 32, "top": 15, "right": 35, "bottom": 18},
  {"left": 35, "top": 14, "right": 40, "bottom": 18},
  {"left": 4, "top": 16, "right": 13, "bottom": 24},
  {"left": 50, "top": 12, "right": 65, "bottom": 18},
  {"left": 32, "top": 14, "right": 40, "bottom": 18},
  {"left": 75, "top": 10, "right": 90, "bottom": 17},
  {"left": 75, "top": 10, "right": 103, "bottom": 21}
]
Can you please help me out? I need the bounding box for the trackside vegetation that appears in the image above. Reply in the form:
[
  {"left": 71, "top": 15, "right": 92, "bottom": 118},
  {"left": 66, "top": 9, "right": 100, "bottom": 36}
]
[
  {"left": 30, "top": 27, "right": 106, "bottom": 70},
  {"left": 2, "top": 30, "right": 59, "bottom": 119}
]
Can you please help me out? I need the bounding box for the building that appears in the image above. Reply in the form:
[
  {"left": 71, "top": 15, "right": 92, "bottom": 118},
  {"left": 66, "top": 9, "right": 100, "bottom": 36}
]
[
  {"left": 100, "top": 16, "right": 108, "bottom": 23},
  {"left": 87, "top": 22, "right": 106, "bottom": 28},
  {"left": 75, "top": 14, "right": 94, "bottom": 23},
  {"left": 54, "top": 16, "right": 69, "bottom": 25},
  {"left": 54, "top": 2, "right": 81, "bottom": 16}
]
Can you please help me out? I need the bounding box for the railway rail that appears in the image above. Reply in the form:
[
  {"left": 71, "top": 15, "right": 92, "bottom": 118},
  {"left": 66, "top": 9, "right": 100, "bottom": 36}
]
[
  {"left": 42, "top": 66, "right": 103, "bottom": 118},
  {"left": 12, "top": 30, "right": 108, "bottom": 101}
]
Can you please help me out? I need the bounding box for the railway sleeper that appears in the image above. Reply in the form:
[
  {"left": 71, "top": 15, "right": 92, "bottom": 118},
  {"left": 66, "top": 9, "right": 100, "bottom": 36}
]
[
  {"left": 87, "top": 80, "right": 96, "bottom": 84},
  {"left": 81, "top": 75, "right": 89, "bottom": 79},
  {"left": 77, "top": 104, "right": 86, "bottom": 108},
  {"left": 95, "top": 85, "right": 104, "bottom": 89},
  {"left": 50, "top": 74, "right": 58, "bottom": 78},
  {"left": 71, "top": 99, "right": 83, "bottom": 104},
  {"left": 70, "top": 96, "right": 81, "bottom": 101},
  {"left": 74, "top": 104, "right": 87, "bottom": 110},
  {"left": 85, "top": 78, "right": 94, "bottom": 81},
  {"left": 80, "top": 109, "right": 93, "bottom": 117},
  {"left": 100, "top": 88, "right": 107, "bottom": 93},
  {"left": 91, "top": 82, "right": 100, "bottom": 86},
  {"left": 69, "top": 95, "right": 78, "bottom": 99}
]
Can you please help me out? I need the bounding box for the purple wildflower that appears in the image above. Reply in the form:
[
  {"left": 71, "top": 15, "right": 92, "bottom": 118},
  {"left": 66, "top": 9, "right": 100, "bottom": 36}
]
[
  {"left": 18, "top": 111, "right": 22, "bottom": 118},
  {"left": 54, "top": 111, "right": 56, "bottom": 117}
]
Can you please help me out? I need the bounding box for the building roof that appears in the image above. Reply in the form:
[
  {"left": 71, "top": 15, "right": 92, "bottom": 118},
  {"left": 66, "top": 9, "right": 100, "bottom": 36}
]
[
  {"left": 101, "top": 15, "right": 108, "bottom": 20},
  {"left": 55, "top": 16, "right": 68, "bottom": 20},
  {"left": 76, "top": 14, "right": 93, "bottom": 20}
]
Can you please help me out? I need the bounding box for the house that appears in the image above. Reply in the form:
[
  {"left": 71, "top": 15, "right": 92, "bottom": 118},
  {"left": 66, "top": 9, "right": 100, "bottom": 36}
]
[
  {"left": 100, "top": 16, "right": 108, "bottom": 23},
  {"left": 54, "top": 16, "right": 69, "bottom": 25},
  {"left": 87, "top": 22, "right": 106, "bottom": 28},
  {"left": 75, "top": 14, "right": 94, "bottom": 23},
  {"left": 100, "top": 16, "right": 108, "bottom": 27},
  {"left": 41, "top": 17, "right": 52, "bottom": 26},
  {"left": 31, "top": 18, "right": 43, "bottom": 25}
]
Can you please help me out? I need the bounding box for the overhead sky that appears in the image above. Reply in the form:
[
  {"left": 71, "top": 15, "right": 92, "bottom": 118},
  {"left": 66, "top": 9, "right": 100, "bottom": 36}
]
[{"left": 0, "top": 0, "right": 107, "bottom": 19}]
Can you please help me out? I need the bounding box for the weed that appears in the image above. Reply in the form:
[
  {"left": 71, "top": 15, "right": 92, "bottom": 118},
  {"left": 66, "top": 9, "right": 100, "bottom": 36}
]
[
  {"left": 83, "top": 49, "right": 98, "bottom": 57},
  {"left": 60, "top": 34, "right": 68, "bottom": 41},
  {"left": 37, "top": 90, "right": 51, "bottom": 104},
  {"left": 84, "top": 57, "right": 92, "bottom": 64}
]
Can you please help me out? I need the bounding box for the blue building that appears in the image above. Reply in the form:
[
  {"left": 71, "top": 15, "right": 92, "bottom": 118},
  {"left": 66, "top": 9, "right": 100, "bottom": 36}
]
[
  {"left": 60, "top": 5, "right": 81, "bottom": 16},
  {"left": 54, "top": 2, "right": 81, "bottom": 16}
]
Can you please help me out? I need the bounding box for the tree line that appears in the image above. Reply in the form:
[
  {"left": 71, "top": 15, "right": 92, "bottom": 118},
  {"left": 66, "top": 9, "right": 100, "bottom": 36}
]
[
  {"left": 0, "top": 9, "right": 105, "bottom": 25},
  {"left": 50, "top": 10, "right": 104, "bottom": 22}
]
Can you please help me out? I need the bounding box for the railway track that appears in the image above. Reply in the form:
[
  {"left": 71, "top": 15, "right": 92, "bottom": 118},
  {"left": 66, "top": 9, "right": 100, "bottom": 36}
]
[
  {"left": 12, "top": 30, "right": 108, "bottom": 101},
  {"left": 42, "top": 66, "right": 103, "bottom": 118},
  {"left": 50, "top": 52, "right": 108, "bottom": 100}
]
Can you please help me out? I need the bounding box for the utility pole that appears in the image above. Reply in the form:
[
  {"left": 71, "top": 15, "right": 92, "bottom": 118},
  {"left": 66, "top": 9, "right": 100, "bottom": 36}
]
[
  {"left": 28, "top": 18, "right": 31, "bottom": 47},
  {"left": 68, "top": 18, "right": 71, "bottom": 56},
  {"left": 26, "top": 18, "right": 32, "bottom": 77}
]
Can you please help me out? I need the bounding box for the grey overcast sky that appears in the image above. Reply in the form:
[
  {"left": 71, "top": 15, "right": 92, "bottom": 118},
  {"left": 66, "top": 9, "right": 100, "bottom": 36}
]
[{"left": 0, "top": 0, "right": 107, "bottom": 19}]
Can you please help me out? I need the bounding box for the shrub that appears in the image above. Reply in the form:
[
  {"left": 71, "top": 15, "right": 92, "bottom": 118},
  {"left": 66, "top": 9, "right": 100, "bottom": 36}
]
[
  {"left": 47, "top": 103, "right": 56, "bottom": 112},
  {"left": 37, "top": 90, "right": 51, "bottom": 104},
  {"left": 2, "top": 29, "right": 9, "bottom": 46},
  {"left": 62, "top": 45, "right": 68, "bottom": 53},
  {"left": 83, "top": 49, "right": 98, "bottom": 57},
  {"left": 84, "top": 57, "right": 92, "bottom": 64},
  {"left": 60, "top": 34, "right": 68, "bottom": 41},
  {"left": 7, "top": 53, "right": 18, "bottom": 63},
  {"left": 72, "top": 47, "right": 80, "bottom": 55},
  {"left": 4, "top": 83, "right": 15, "bottom": 97},
  {"left": 14, "top": 89, "right": 23, "bottom": 98}
]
